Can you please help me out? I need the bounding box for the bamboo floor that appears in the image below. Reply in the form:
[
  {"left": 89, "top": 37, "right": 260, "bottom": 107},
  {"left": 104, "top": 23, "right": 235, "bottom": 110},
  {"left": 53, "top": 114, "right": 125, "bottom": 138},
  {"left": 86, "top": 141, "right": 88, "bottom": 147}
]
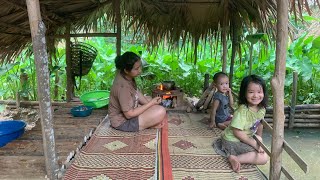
[{"left": 0, "top": 105, "right": 107, "bottom": 179}]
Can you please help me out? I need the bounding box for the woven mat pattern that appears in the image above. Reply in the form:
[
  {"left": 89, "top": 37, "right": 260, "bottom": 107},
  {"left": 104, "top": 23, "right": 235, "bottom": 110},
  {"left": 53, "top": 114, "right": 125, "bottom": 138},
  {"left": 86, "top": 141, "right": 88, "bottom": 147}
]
[
  {"left": 167, "top": 112, "right": 265, "bottom": 180},
  {"left": 63, "top": 118, "right": 160, "bottom": 180}
]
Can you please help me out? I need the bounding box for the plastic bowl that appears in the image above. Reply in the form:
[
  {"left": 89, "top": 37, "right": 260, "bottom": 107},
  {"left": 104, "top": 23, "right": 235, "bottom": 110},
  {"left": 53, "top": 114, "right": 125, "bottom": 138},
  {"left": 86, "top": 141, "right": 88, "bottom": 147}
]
[
  {"left": 0, "top": 120, "right": 26, "bottom": 147},
  {"left": 80, "top": 90, "right": 109, "bottom": 109},
  {"left": 71, "top": 106, "right": 93, "bottom": 117}
]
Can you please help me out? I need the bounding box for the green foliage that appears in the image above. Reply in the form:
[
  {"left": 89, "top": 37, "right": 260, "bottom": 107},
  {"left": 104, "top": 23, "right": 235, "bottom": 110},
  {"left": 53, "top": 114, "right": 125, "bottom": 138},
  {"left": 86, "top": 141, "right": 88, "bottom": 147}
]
[{"left": 0, "top": 32, "right": 319, "bottom": 105}]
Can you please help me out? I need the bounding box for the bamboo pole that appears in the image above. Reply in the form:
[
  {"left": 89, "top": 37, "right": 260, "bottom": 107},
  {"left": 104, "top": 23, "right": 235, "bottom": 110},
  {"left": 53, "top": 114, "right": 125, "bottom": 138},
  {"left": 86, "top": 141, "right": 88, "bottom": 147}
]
[
  {"left": 289, "top": 72, "right": 298, "bottom": 129},
  {"left": 65, "top": 25, "right": 73, "bottom": 102},
  {"left": 114, "top": 0, "right": 121, "bottom": 56},
  {"left": 221, "top": 0, "right": 228, "bottom": 73},
  {"left": 270, "top": 0, "right": 289, "bottom": 179},
  {"left": 26, "top": 0, "right": 58, "bottom": 179}
]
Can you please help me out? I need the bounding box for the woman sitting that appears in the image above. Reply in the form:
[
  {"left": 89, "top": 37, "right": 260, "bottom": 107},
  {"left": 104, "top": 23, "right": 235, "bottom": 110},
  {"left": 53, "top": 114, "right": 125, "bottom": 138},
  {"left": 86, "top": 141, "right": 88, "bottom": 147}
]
[{"left": 108, "top": 51, "right": 166, "bottom": 132}]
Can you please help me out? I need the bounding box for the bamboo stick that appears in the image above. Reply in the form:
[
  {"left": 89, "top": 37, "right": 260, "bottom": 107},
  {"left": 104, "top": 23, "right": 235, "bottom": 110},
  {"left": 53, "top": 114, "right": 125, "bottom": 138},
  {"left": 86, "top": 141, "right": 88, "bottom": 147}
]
[{"left": 289, "top": 72, "right": 298, "bottom": 129}]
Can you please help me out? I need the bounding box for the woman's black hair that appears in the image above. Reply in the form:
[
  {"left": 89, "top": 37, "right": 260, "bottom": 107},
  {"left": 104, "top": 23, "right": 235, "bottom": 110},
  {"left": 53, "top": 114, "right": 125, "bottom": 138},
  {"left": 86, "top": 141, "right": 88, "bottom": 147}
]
[
  {"left": 238, "top": 75, "right": 268, "bottom": 108},
  {"left": 115, "top": 51, "right": 140, "bottom": 73},
  {"left": 213, "top": 72, "right": 228, "bottom": 83}
]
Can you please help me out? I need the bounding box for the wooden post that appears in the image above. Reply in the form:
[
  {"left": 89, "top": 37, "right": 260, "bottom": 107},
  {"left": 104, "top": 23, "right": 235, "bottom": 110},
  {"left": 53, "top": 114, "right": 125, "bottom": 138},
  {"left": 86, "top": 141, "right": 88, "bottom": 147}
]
[
  {"left": 114, "top": 0, "right": 121, "bottom": 56},
  {"left": 289, "top": 71, "right": 298, "bottom": 129},
  {"left": 26, "top": 0, "right": 58, "bottom": 179},
  {"left": 203, "top": 73, "right": 210, "bottom": 92},
  {"left": 221, "top": 0, "right": 229, "bottom": 73},
  {"left": 221, "top": 28, "right": 227, "bottom": 73},
  {"left": 270, "top": 0, "right": 289, "bottom": 179},
  {"left": 65, "top": 25, "right": 73, "bottom": 102}
]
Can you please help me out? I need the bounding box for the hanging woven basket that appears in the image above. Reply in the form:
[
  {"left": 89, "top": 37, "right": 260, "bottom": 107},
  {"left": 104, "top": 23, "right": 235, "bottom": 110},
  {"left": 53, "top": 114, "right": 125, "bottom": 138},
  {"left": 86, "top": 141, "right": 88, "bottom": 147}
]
[{"left": 71, "top": 42, "right": 98, "bottom": 76}]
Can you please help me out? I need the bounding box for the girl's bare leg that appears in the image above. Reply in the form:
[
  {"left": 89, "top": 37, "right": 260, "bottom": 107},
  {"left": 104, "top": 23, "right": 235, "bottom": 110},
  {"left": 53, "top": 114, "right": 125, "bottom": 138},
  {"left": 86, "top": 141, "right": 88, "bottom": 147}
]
[
  {"left": 228, "top": 155, "right": 241, "bottom": 173},
  {"left": 138, "top": 105, "right": 166, "bottom": 130},
  {"left": 229, "top": 151, "right": 268, "bottom": 173},
  {"left": 237, "top": 151, "right": 268, "bottom": 165}
]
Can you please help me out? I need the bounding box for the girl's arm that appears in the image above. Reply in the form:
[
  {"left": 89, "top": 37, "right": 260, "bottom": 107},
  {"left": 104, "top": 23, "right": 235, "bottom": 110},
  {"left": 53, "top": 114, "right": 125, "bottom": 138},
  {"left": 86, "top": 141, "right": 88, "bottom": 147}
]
[
  {"left": 123, "top": 97, "right": 161, "bottom": 119},
  {"left": 209, "top": 99, "right": 220, "bottom": 128},
  {"left": 256, "top": 123, "right": 263, "bottom": 137},
  {"left": 233, "top": 127, "right": 262, "bottom": 152}
]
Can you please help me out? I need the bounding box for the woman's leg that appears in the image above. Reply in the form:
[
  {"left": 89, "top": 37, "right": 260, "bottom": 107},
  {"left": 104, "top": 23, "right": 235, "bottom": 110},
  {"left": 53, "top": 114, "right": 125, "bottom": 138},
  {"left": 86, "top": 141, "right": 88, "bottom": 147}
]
[{"left": 138, "top": 105, "right": 166, "bottom": 130}]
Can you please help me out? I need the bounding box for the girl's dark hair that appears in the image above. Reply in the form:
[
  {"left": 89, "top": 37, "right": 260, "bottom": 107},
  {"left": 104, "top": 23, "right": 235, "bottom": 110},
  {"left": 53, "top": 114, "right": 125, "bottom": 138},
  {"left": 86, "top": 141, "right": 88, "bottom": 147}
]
[
  {"left": 238, "top": 75, "right": 268, "bottom": 108},
  {"left": 213, "top": 72, "right": 228, "bottom": 83},
  {"left": 115, "top": 51, "right": 140, "bottom": 73}
]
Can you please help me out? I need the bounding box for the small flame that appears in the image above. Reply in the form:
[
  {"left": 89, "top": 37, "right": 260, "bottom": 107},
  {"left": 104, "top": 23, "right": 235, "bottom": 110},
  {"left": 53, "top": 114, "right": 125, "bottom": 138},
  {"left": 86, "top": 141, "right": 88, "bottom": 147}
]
[
  {"left": 159, "top": 84, "right": 163, "bottom": 91},
  {"left": 163, "top": 95, "right": 171, "bottom": 99},
  {"left": 165, "top": 92, "right": 171, "bottom": 95}
]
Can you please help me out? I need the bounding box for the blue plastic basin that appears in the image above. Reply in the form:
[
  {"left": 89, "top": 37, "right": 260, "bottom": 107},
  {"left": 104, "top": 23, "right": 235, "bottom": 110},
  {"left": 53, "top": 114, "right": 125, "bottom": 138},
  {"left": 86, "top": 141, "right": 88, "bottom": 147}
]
[
  {"left": 0, "top": 120, "right": 26, "bottom": 147},
  {"left": 71, "top": 106, "right": 93, "bottom": 117}
]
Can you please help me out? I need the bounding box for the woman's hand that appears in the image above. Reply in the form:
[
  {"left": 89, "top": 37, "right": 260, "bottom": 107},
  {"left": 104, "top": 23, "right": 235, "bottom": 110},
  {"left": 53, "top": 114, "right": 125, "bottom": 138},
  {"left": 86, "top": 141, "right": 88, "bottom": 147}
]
[{"left": 150, "top": 97, "right": 162, "bottom": 105}]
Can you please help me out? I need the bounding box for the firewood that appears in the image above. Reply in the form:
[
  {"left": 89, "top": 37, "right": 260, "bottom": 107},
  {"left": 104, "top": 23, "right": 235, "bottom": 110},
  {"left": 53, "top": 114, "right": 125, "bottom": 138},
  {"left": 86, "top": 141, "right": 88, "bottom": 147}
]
[
  {"left": 203, "top": 90, "right": 215, "bottom": 110},
  {"left": 196, "top": 82, "right": 215, "bottom": 109},
  {"left": 184, "top": 97, "right": 197, "bottom": 113}
]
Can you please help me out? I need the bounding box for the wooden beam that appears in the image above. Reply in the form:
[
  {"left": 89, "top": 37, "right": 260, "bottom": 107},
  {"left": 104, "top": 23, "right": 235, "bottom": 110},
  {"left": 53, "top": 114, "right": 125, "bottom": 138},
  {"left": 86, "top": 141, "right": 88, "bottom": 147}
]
[
  {"left": 54, "top": 32, "right": 117, "bottom": 38},
  {"left": 25, "top": 0, "right": 58, "bottom": 179}
]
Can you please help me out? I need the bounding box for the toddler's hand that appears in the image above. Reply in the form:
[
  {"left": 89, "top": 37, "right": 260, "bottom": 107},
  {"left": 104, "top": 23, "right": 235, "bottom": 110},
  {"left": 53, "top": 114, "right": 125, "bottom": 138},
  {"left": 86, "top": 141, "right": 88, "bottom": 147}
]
[
  {"left": 209, "top": 122, "right": 216, "bottom": 129},
  {"left": 227, "top": 88, "right": 232, "bottom": 94}
]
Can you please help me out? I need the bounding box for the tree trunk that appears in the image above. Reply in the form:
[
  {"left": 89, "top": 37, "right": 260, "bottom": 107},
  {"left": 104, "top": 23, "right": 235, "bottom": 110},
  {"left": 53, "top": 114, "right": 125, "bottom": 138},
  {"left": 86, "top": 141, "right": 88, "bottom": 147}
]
[
  {"left": 26, "top": 0, "right": 58, "bottom": 179},
  {"left": 270, "top": 0, "right": 289, "bottom": 179}
]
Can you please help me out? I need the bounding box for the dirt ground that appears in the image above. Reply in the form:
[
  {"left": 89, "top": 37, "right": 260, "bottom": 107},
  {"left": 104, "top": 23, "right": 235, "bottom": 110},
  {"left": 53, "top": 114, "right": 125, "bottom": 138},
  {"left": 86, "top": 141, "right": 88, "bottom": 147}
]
[{"left": 259, "top": 128, "right": 320, "bottom": 180}]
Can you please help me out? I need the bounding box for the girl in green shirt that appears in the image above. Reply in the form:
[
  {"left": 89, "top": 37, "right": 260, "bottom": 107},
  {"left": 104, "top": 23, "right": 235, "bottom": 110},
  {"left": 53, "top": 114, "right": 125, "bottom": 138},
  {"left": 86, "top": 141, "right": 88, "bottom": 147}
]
[{"left": 214, "top": 75, "right": 269, "bottom": 173}]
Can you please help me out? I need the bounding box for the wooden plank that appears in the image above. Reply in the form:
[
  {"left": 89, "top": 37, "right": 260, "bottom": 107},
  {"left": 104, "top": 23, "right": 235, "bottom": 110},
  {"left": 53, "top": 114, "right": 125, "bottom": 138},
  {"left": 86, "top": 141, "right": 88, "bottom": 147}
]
[
  {"left": 281, "top": 167, "right": 295, "bottom": 180},
  {"left": 0, "top": 156, "right": 46, "bottom": 179},
  {"left": 283, "top": 141, "right": 308, "bottom": 173},
  {"left": 0, "top": 140, "right": 82, "bottom": 157},
  {"left": 262, "top": 120, "right": 308, "bottom": 175}
]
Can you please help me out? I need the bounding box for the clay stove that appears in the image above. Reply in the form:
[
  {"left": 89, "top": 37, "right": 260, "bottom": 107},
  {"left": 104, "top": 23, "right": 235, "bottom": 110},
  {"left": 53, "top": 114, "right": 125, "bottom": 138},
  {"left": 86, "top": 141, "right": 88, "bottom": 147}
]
[{"left": 152, "top": 82, "right": 185, "bottom": 109}]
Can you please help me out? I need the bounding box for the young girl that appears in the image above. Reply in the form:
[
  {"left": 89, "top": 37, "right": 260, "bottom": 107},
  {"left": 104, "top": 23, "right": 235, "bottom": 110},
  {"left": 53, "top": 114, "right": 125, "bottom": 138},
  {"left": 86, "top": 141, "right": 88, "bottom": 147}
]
[
  {"left": 209, "top": 72, "right": 234, "bottom": 130},
  {"left": 108, "top": 51, "right": 166, "bottom": 132},
  {"left": 213, "top": 75, "right": 269, "bottom": 173}
]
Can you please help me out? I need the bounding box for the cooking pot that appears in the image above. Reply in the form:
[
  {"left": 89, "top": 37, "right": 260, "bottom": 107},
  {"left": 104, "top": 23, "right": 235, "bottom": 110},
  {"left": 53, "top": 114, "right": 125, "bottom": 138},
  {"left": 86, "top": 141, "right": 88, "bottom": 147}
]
[{"left": 162, "top": 81, "right": 175, "bottom": 90}]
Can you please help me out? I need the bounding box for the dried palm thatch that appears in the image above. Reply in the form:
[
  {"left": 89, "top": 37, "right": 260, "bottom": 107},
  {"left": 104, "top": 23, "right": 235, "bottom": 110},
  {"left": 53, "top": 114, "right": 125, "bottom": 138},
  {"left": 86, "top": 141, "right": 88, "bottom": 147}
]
[
  {"left": 0, "top": 0, "right": 114, "bottom": 64},
  {"left": 0, "top": 0, "right": 318, "bottom": 64}
]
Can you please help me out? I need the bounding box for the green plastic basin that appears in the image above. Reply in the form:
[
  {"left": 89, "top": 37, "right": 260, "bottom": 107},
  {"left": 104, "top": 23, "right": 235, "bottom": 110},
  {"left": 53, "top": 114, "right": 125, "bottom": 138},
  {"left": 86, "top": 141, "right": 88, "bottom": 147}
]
[{"left": 80, "top": 90, "right": 110, "bottom": 109}]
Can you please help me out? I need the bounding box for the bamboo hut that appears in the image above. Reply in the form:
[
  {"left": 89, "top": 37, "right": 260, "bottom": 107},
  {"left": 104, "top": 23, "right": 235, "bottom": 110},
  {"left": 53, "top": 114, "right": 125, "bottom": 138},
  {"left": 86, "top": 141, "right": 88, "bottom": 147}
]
[{"left": 0, "top": 0, "right": 318, "bottom": 179}]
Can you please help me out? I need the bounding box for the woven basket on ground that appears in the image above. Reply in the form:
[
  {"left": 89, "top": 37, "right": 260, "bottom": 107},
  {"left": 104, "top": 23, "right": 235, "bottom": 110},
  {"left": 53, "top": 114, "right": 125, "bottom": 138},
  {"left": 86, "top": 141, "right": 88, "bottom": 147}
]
[{"left": 71, "top": 42, "right": 97, "bottom": 77}]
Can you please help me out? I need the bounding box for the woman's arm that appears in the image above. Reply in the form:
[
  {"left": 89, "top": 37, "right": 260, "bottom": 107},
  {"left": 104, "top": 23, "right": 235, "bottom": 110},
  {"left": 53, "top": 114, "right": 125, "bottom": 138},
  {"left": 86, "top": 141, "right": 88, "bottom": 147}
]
[
  {"left": 137, "top": 90, "right": 149, "bottom": 105},
  {"left": 123, "top": 97, "right": 161, "bottom": 119}
]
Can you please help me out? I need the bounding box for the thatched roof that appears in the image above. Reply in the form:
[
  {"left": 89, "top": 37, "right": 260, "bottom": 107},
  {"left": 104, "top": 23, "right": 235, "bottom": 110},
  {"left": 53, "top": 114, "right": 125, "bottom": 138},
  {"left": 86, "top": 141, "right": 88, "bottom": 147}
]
[{"left": 0, "top": 0, "right": 316, "bottom": 63}]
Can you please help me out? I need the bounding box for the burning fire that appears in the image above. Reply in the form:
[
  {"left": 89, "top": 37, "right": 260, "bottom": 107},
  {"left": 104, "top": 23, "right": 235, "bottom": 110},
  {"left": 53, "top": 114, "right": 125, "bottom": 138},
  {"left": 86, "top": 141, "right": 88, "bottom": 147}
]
[
  {"left": 159, "top": 84, "right": 163, "bottom": 91},
  {"left": 163, "top": 91, "right": 171, "bottom": 99}
]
